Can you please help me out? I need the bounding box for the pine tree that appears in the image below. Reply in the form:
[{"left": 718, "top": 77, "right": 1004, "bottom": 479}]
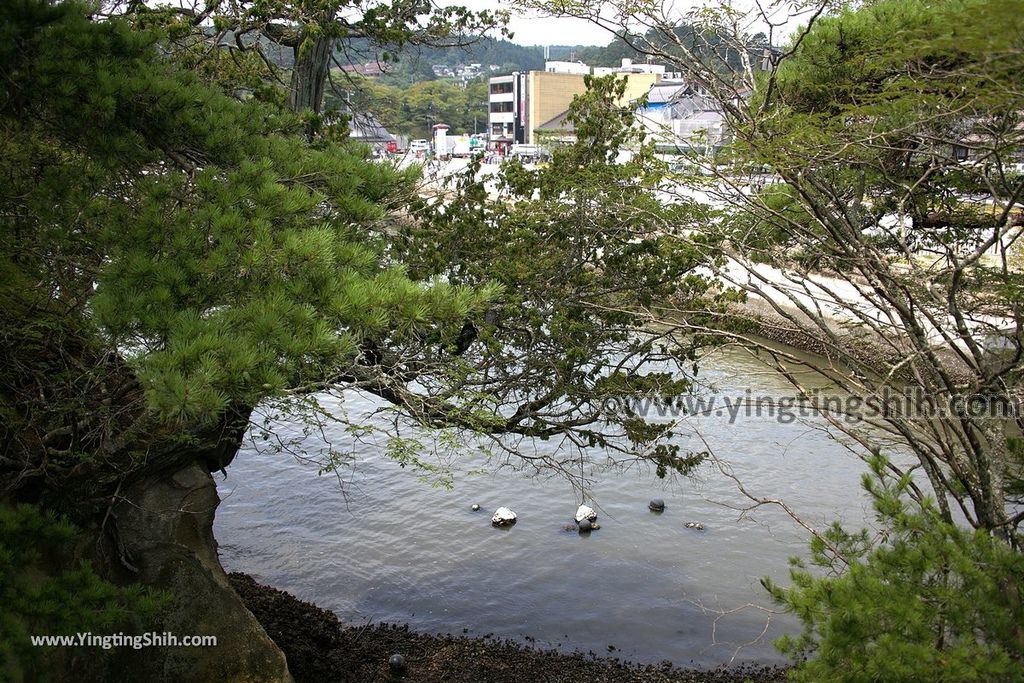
[
  {"left": 1, "top": 3, "right": 493, "bottom": 675},
  {"left": 1, "top": 6, "right": 719, "bottom": 678},
  {"left": 765, "top": 457, "right": 1024, "bottom": 682}
]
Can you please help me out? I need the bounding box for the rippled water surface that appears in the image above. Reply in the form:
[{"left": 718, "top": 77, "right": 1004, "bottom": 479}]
[{"left": 215, "top": 347, "right": 879, "bottom": 667}]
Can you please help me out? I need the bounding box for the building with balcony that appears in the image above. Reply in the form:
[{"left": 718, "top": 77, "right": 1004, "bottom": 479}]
[
  {"left": 486, "top": 73, "right": 527, "bottom": 148},
  {"left": 487, "top": 70, "right": 591, "bottom": 148}
]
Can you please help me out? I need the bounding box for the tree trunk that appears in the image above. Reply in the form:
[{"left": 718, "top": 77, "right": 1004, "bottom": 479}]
[
  {"left": 977, "top": 420, "right": 1016, "bottom": 547},
  {"left": 289, "top": 35, "right": 332, "bottom": 115},
  {"left": 3, "top": 297, "right": 290, "bottom": 680},
  {"left": 84, "top": 460, "right": 293, "bottom": 682}
]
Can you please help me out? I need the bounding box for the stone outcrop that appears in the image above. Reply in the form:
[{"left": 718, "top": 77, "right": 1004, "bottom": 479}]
[{"left": 85, "top": 462, "right": 293, "bottom": 682}]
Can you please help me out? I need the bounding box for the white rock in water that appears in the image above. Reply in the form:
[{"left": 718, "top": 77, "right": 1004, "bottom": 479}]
[
  {"left": 491, "top": 507, "right": 517, "bottom": 526},
  {"left": 575, "top": 504, "right": 598, "bottom": 524}
]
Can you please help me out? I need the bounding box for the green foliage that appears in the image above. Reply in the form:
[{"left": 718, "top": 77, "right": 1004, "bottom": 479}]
[
  {"left": 765, "top": 457, "right": 1024, "bottom": 682},
  {"left": 1, "top": 0, "right": 716, "bottom": 496},
  {"left": 335, "top": 76, "right": 490, "bottom": 137},
  {"left": 174, "top": 0, "right": 511, "bottom": 115},
  {"left": 0, "top": 0, "right": 492, "bottom": 438},
  {"left": 722, "top": 182, "right": 832, "bottom": 268},
  {"left": 754, "top": 0, "right": 1024, "bottom": 195},
  {"left": 772, "top": 0, "right": 1023, "bottom": 115},
  {"left": 395, "top": 75, "right": 721, "bottom": 459},
  {"left": 0, "top": 504, "right": 167, "bottom": 680},
  {"left": 401, "top": 38, "right": 544, "bottom": 74}
]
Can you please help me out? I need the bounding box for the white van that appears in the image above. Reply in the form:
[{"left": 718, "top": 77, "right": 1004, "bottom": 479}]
[{"left": 409, "top": 139, "right": 431, "bottom": 155}]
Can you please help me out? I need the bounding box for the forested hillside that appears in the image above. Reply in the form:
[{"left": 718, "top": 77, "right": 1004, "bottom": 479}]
[
  {"left": 337, "top": 36, "right": 544, "bottom": 77},
  {"left": 555, "top": 26, "right": 770, "bottom": 71},
  {"left": 327, "top": 78, "right": 489, "bottom": 137}
]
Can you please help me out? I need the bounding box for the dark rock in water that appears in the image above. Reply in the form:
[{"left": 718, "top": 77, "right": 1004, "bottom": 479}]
[
  {"left": 590, "top": 522, "right": 601, "bottom": 530},
  {"left": 578, "top": 519, "right": 593, "bottom": 533},
  {"left": 562, "top": 523, "right": 578, "bottom": 532},
  {"left": 649, "top": 498, "right": 666, "bottom": 512},
  {"left": 471, "top": 504, "right": 480, "bottom": 511},
  {"left": 389, "top": 653, "right": 406, "bottom": 674}
]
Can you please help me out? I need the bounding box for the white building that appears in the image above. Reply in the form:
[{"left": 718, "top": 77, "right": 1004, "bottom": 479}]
[
  {"left": 594, "top": 58, "right": 666, "bottom": 77},
  {"left": 487, "top": 72, "right": 528, "bottom": 146},
  {"left": 544, "top": 60, "right": 591, "bottom": 75},
  {"left": 635, "top": 80, "right": 726, "bottom": 154}
]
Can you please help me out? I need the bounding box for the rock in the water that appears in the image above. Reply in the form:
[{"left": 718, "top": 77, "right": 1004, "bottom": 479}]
[
  {"left": 578, "top": 518, "right": 593, "bottom": 532},
  {"left": 491, "top": 507, "right": 517, "bottom": 526},
  {"left": 574, "top": 504, "right": 598, "bottom": 524},
  {"left": 590, "top": 522, "right": 601, "bottom": 530},
  {"left": 389, "top": 653, "right": 406, "bottom": 674},
  {"left": 471, "top": 504, "right": 480, "bottom": 511},
  {"left": 684, "top": 521, "right": 705, "bottom": 530},
  {"left": 648, "top": 498, "right": 666, "bottom": 512}
]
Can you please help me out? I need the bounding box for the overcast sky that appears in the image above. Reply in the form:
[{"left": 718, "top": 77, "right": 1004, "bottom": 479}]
[
  {"left": 504, "top": 11, "right": 616, "bottom": 46},
  {"left": 446, "top": 0, "right": 627, "bottom": 47},
  {"left": 448, "top": 0, "right": 803, "bottom": 47}
]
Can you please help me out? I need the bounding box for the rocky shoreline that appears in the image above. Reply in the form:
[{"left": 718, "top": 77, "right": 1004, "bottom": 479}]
[
  {"left": 229, "top": 573, "right": 790, "bottom": 683},
  {"left": 733, "top": 297, "right": 974, "bottom": 384}
]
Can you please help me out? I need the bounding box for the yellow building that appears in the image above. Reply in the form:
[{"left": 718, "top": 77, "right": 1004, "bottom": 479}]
[
  {"left": 527, "top": 72, "right": 662, "bottom": 144},
  {"left": 525, "top": 72, "right": 588, "bottom": 146},
  {"left": 616, "top": 73, "right": 662, "bottom": 106}
]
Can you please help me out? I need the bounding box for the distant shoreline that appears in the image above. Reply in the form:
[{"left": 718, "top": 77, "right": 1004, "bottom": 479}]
[{"left": 229, "top": 572, "right": 789, "bottom": 683}]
